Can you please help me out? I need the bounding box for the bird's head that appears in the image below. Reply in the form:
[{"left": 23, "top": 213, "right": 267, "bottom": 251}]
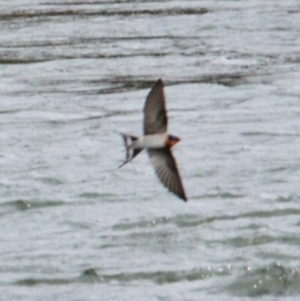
[{"left": 166, "top": 134, "right": 181, "bottom": 148}]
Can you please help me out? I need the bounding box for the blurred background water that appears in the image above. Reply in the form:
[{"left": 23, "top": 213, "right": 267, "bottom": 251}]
[{"left": 1, "top": 0, "right": 300, "bottom": 300}]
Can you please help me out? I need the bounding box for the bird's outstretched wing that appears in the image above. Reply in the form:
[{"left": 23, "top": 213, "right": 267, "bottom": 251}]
[
  {"left": 148, "top": 148, "right": 187, "bottom": 202},
  {"left": 144, "top": 79, "right": 168, "bottom": 135}
]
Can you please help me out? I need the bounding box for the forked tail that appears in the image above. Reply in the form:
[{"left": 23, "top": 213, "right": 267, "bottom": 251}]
[{"left": 119, "top": 133, "right": 143, "bottom": 168}]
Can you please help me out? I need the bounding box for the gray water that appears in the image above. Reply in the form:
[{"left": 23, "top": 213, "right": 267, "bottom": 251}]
[{"left": 1, "top": 0, "right": 300, "bottom": 300}]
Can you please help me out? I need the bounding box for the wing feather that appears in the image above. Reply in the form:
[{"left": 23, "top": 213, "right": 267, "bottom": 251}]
[
  {"left": 148, "top": 149, "right": 187, "bottom": 202},
  {"left": 143, "top": 79, "right": 168, "bottom": 135}
]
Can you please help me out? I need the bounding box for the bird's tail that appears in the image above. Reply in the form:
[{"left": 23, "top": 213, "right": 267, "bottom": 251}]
[{"left": 119, "top": 133, "right": 143, "bottom": 168}]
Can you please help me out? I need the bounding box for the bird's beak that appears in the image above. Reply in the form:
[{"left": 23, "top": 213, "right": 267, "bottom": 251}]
[{"left": 174, "top": 137, "right": 181, "bottom": 145}]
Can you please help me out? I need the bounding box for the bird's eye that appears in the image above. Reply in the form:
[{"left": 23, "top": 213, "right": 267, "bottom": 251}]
[{"left": 169, "top": 135, "right": 176, "bottom": 141}]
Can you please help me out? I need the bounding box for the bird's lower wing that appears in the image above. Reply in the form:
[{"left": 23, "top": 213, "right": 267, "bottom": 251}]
[{"left": 148, "top": 149, "right": 187, "bottom": 202}]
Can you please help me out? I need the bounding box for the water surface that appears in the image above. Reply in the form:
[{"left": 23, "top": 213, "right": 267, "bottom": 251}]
[{"left": 1, "top": 0, "right": 300, "bottom": 300}]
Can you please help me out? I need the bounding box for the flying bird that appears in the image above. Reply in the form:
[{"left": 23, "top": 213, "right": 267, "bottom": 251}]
[{"left": 119, "top": 79, "right": 187, "bottom": 202}]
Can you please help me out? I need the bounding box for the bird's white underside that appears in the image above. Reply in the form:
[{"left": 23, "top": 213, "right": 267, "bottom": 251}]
[{"left": 132, "top": 133, "right": 167, "bottom": 149}]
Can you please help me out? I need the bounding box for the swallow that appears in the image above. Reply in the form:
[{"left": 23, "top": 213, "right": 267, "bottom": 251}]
[{"left": 119, "top": 79, "right": 187, "bottom": 202}]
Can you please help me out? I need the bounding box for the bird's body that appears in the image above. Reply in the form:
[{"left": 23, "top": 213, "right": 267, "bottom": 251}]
[
  {"left": 131, "top": 133, "right": 167, "bottom": 149},
  {"left": 119, "top": 79, "right": 187, "bottom": 202}
]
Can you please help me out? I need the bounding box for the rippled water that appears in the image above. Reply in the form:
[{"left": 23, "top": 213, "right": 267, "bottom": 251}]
[{"left": 1, "top": 0, "right": 300, "bottom": 300}]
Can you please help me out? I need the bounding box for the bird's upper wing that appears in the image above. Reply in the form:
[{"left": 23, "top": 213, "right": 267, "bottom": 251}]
[
  {"left": 148, "top": 148, "right": 187, "bottom": 202},
  {"left": 143, "top": 79, "right": 168, "bottom": 135}
]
